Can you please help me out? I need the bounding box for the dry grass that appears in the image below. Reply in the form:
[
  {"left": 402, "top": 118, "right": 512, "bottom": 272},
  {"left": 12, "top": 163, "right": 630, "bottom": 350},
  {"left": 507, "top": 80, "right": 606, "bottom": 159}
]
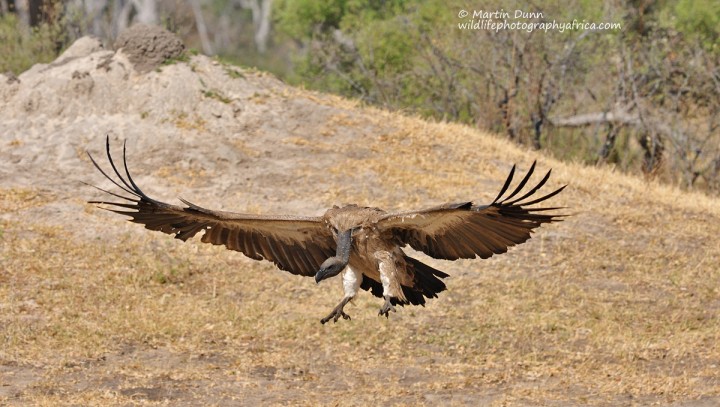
[{"left": 2, "top": 95, "right": 720, "bottom": 405}]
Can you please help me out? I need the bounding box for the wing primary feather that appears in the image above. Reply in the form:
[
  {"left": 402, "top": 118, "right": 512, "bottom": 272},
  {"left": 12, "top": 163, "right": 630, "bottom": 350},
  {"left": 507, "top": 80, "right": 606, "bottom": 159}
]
[
  {"left": 502, "top": 169, "right": 552, "bottom": 206},
  {"left": 243, "top": 231, "right": 263, "bottom": 260},
  {"left": 457, "top": 225, "right": 494, "bottom": 257},
  {"left": 500, "top": 160, "right": 536, "bottom": 203},
  {"left": 277, "top": 240, "right": 301, "bottom": 271},
  {"left": 248, "top": 231, "right": 265, "bottom": 260},
  {"left": 176, "top": 225, "right": 204, "bottom": 241},
  {"left": 104, "top": 136, "right": 139, "bottom": 197},
  {"left": 178, "top": 197, "right": 203, "bottom": 210},
  {"left": 104, "top": 209, "right": 141, "bottom": 216},
  {"left": 307, "top": 246, "right": 328, "bottom": 266},
  {"left": 469, "top": 218, "right": 521, "bottom": 246},
  {"left": 514, "top": 184, "right": 567, "bottom": 207},
  {"left": 520, "top": 206, "right": 565, "bottom": 212},
  {"left": 297, "top": 248, "right": 317, "bottom": 273},
  {"left": 218, "top": 227, "right": 230, "bottom": 245},
  {"left": 88, "top": 201, "right": 139, "bottom": 210},
  {"left": 85, "top": 150, "right": 137, "bottom": 197},
  {"left": 451, "top": 227, "right": 483, "bottom": 259},
  {"left": 288, "top": 244, "right": 309, "bottom": 272},
  {"left": 491, "top": 164, "right": 516, "bottom": 204},
  {"left": 227, "top": 228, "right": 240, "bottom": 251},
  {"left": 121, "top": 139, "right": 153, "bottom": 201},
  {"left": 239, "top": 230, "right": 253, "bottom": 256},
  {"left": 200, "top": 225, "right": 212, "bottom": 243},
  {"left": 83, "top": 181, "right": 138, "bottom": 202},
  {"left": 264, "top": 237, "right": 285, "bottom": 266}
]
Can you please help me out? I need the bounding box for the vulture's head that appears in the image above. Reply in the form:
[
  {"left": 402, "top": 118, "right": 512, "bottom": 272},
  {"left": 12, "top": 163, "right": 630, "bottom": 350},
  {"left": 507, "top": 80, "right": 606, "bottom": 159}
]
[
  {"left": 315, "top": 257, "right": 346, "bottom": 283},
  {"left": 315, "top": 227, "right": 354, "bottom": 283}
]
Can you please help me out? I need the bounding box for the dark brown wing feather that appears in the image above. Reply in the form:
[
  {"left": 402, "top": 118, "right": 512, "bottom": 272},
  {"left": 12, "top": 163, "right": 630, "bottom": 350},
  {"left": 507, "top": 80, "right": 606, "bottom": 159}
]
[
  {"left": 377, "top": 161, "right": 566, "bottom": 261},
  {"left": 86, "top": 137, "right": 335, "bottom": 277}
]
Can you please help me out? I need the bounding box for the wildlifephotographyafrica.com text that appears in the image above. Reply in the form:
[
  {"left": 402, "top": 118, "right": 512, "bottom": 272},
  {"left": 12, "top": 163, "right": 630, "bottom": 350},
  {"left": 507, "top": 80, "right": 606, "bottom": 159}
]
[{"left": 457, "top": 9, "right": 621, "bottom": 32}]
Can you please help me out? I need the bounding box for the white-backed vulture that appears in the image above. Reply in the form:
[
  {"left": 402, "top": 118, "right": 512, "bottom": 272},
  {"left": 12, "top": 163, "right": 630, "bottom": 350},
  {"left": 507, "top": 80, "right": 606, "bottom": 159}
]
[{"left": 87, "top": 138, "right": 566, "bottom": 323}]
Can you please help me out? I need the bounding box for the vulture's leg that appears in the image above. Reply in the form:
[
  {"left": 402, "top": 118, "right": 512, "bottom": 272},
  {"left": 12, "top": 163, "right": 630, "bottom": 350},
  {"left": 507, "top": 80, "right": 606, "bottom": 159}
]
[
  {"left": 375, "top": 251, "right": 406, "bottom": 319},
  {"left": 320, "top": 296, "right": 353, "bottom": 324},
  {"left": 320, "top": 267, "right": 362, "bottom": 324},
  {"left": 378, "top": 295, "right": 396, "bottom": 318}
]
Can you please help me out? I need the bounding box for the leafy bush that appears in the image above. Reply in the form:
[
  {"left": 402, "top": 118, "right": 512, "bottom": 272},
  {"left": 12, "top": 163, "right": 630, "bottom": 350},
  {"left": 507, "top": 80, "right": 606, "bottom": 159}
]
[
  {"left": 0, "top": 13, "right": 64, "bottom": 75},
  {"left": 276, "top": 0, "right": 720, "bottom": 192}
]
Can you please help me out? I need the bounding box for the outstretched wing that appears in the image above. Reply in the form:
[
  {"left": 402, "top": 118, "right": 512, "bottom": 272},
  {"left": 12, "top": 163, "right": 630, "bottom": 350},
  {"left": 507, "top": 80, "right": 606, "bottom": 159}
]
[
  {"left": 376, "top": 161, "right": 566, "bottom": 261},
  {"left": 86, "top": 137, "right": 335, "bottom": 277}
]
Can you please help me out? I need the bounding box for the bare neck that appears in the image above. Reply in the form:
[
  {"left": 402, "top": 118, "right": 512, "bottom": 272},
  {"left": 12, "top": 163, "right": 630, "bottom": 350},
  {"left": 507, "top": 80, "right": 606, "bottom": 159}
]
[{"left": 336, "top": 229, "right": 352, "bottom": 263}]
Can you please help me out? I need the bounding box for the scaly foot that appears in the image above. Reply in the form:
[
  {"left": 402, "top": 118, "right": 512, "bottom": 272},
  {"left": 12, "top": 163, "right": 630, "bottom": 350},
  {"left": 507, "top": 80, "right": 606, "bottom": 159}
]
[
  {"left": 378, "top": 295, "right": 396, "bottom": 318},
  {"left": 320, "top": 296, "right": 353, "bottom": 324}
]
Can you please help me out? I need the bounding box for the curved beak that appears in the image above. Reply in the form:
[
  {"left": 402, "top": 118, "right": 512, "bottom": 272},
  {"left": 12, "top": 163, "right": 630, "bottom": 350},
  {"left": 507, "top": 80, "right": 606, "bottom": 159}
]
[{"left": 315, "top": 228, "right": 353, "bottom": 284}]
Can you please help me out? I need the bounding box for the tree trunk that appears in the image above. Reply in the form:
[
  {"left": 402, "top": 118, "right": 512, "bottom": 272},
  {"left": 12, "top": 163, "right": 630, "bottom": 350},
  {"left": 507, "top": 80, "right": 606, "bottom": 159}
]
[
  {"left": 188, "top": 0, "right": 214, "bottom": 55},
  {"left": 254, "top": 0, "right": 272, "bottom": 53},
  {"left": 597, "top": 123, "right": 620, "bottom": 163},
  {"left": 0, "top": 0, "right": 11, "bottom": 14},
  {"left": 131, "top": 0, "right": 157, "bottom": 25},
  {"left": 638, "top": 133, "right": 664, "bottom": 175},
  {"left": 28, "top": 0, "right": 42, "bottom": 26}
]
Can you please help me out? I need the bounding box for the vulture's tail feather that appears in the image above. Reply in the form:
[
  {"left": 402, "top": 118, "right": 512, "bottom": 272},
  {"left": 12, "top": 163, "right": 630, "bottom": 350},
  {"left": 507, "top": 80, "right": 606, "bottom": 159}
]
[
  {"left": 392, "top": 256, "right": 448, "bottom": 306},
  {"left": 360, "top": 277, "right": 384, "bottom": 298},
  {"left": 359, "top": 257, "right": 449, "bottom": 307}
]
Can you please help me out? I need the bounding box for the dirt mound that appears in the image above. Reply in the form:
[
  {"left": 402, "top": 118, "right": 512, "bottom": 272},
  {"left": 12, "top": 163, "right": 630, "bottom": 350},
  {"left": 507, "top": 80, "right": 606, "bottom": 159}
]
[
  {"left": 114, "top": 24, "right": 185, "bottom": 73},
  {"left": 0, "top": 29, "right": 402, "bottom": 231}
]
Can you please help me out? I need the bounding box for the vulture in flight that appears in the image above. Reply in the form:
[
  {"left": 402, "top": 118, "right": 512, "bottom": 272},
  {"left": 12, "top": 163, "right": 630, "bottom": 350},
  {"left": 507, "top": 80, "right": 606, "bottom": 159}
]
[{"left": 87, "top": 138, "right": 566, "bottom": 324}]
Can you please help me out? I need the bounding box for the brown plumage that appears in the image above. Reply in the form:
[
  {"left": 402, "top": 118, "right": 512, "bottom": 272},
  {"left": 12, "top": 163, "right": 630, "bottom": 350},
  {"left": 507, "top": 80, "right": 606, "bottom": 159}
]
[{"left": 87, "top": 137, "right": 567, "bottom": 323}]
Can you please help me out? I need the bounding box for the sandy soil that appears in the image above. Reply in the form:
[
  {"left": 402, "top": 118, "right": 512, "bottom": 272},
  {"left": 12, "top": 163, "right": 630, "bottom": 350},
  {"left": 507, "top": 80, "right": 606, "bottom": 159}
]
[{"left": 1, "top": 27, "right": 719, "bottom": 406}]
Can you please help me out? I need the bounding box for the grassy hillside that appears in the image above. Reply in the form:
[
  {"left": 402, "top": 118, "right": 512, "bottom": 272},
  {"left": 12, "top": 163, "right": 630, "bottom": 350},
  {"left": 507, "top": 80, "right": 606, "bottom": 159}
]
[{"left": 1, "top": 35, "right": 719, "bottom": 406}]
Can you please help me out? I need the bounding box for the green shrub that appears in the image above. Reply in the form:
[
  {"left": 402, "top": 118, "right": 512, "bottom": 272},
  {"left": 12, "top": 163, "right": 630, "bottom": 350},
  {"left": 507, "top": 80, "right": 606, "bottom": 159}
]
[{"left": 0, "top": 13, "right": 64, "bottom": 75}]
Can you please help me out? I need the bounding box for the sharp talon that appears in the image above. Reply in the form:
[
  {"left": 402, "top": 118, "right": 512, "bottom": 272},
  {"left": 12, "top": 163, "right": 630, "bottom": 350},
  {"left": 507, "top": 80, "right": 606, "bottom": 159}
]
[
  {"left": 321, "top": 298, "right": 353, "bottom": 324},
  {"left": 334, "top": 311, "right": 350, "bottom": 322},
  {"left": 378, "top": 296, "right": 396, "bottom": 318}
]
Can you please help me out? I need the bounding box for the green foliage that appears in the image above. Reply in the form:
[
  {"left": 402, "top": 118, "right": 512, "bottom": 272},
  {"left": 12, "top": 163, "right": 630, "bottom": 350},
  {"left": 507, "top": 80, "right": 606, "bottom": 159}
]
[
  {"left": 161, "top": 52, "right": 191, "bottom": 65},
  {"left": 202, "top": 88, "right": 232, "bottom": 103},
  {"left": 275, "top": 0, "right": 720, "bottom": 191},
  {"left": 0, "top": 13, "right": 64, "bottom": 74},
  {"left": 355, "top": 18, "right": 414, "bottom": 74},
  {"left": 224, "top": 66, "right": 245, "bottom": 79},
  {"left": 275, "top": 0, "right": 349, "bottom": 39},
  {"left": 275, "top": 0, "right": 414, "bottom": 39},
  {"left": 674, "top": 0, "right": 720, "bottom": 53}
]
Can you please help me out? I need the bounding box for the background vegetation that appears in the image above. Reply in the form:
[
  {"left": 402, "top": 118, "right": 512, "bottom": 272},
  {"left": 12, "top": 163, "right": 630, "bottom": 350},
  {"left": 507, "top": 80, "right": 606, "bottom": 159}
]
[{"left": 2, "top": 0, "right": 719, "bottom": 192}]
